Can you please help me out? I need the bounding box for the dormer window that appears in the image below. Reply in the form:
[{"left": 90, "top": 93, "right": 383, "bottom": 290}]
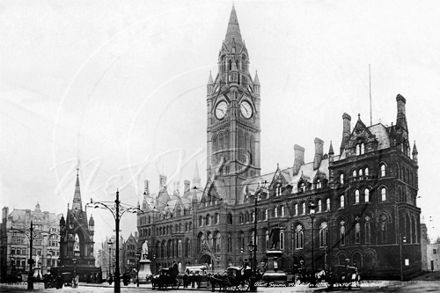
[
  {"left": 356, "top": 142, "right": 365, "bottom": 155},
  {"left": 353, "top": 170, "right": 357, "bottom": 180},
  {"left": 316, "top": 179, "right": 322, "bottom": 190},
  {"left": 300, "top": 182, "right": 306, "bottom": 193},
  {"left": 359, "top": 169, "right": 363, "bottom": 180},
  {"left": 276, "top": 184, "right": 282, "bottom": 196}
]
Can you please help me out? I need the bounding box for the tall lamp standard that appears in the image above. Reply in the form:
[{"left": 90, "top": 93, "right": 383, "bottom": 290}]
[
  {"left": 87, "top": 190, "right": 143, "bottom": 293},
  {"left": 399, "top": 235, "right": 407, "bottom": 281},
  {"left": 108, "top": 239, "right": 113, "bottom": 279},
  {"left": 308, "top": 198, "right": 317, "bottom": 275},
  {"left": 135, "top": 250, "right": 141, "bottom": 287}
]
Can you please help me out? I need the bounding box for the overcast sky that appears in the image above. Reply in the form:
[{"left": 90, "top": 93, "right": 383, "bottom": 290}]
[{"left": 2, "top": 0, "right": 440, "bottom": 248}]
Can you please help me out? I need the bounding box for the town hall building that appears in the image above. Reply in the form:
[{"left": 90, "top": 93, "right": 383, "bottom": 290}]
[{"left": 137, "top": 5, "right": 421, "bottom": 280}]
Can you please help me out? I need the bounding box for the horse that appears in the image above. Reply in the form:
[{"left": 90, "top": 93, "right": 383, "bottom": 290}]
[{"left": 207, "top": 272, "right": 228, "bottom": 292}]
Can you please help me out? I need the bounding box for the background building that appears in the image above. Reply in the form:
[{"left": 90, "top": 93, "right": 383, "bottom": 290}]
[
  {"left": 1, "top": 203, "right": 61, "bottom": 280},
  {"left": 427, "top": 238, "right": 440, "bottom": 272},
  {"left": 137, "top": 6, "right": 421, "bottom": 280},
  {"left": 124, "top": 233, "right": 139, "bottom": 280}
]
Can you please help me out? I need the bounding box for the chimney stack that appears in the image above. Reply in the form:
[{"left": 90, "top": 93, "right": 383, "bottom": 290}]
[
  {"left": 396, "top": 94, "right": 406, "bottom": 117},
  {"left": 293, "top": 144, "right": 305, "bottom": 175},
  {"left": 340, "top": 113, "right": 352, "bottom": 154},
  {"left": 144, "top": 180, "right": 149, "bottom": 194},
  {"left": 159, "top": 175, "right": 167, "bottom": 188},
  {"left": 396, "top": 94, "right": 408, "bottom": 131},
  {"left": 313, "top": 137, "right": 324, "bottom": 170},
  {"left": 184, "top": 180, "right": 191, "bottom": 193}
]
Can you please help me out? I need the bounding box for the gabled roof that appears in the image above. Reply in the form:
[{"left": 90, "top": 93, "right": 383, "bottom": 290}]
[{"left": 368, "top": 123, "right": 390, "bottom": 150}]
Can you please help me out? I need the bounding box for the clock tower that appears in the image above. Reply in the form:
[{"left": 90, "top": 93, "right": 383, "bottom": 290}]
[{"left": 206, "top": 5, "right": 261, "bottom": 204}]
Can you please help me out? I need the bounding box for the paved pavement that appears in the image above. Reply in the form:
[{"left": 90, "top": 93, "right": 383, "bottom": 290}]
[{"left": 1, "top": 280, "right": 440, "bottom": 292}]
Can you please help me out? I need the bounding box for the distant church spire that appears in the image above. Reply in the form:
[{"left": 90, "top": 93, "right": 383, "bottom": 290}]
[
  {"left": 193, "top": 162, "right": 201, "bottom": 189},
  {"left": 72, "top": 168, "right": 83, "bottom": 211}
]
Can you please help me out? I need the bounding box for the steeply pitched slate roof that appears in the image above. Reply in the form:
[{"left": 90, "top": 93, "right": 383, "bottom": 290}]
[
  {"left": 368, "top": 123, "right": 390, "bottom": 150},
  {"left": 240, "top": 157, "right": 329, "bottom": 199},
  {"left": 289, "top": 159, "right": 329, "bottom": 193}
]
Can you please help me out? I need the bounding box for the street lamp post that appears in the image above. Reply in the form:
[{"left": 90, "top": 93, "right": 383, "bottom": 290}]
[
  {"left": 72, "top": 258, "right": 77, "bottom": 287},
  {"left": 87, "top": 190, "right": 143, "bottom": 293},
  {"left": 309, "top": 199, "right": 316, "bottom": 276},
  {"left": 47, "top": 251, "right": 53, "bottom": 273},
  {"left": 135, "top": 251, "right": 141, "bottom": 287},
  {"left": 400, "top": 235, "right": 407, "bottom": 281},
  {"left": 108, "top": 239, "right": 113, "bottom": 279},
  {"left": 28, "top": 221, "right": 34, "bottom": 290}
]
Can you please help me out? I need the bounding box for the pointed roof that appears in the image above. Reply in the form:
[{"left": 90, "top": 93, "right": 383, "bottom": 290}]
[
  {"left": 224, "top": 5, "right": 243, "bottom": 51},
  {"left": 412, "top": 140, "right": 418, "bottom": 154},
  {"left": 253, "top": 71, "right": 260, "bottom": 85},
  {"left": 72, "top": 169, "right": 83, "bottom": 211},
  {"left": 208, "top": 71, "right": 214, "bottom": 85},
  {"left": 328, "top": 140, "right": 334, "bottom": 155},
  {"left": 193, "top": 162, "right": 201, "bottom": 188}
]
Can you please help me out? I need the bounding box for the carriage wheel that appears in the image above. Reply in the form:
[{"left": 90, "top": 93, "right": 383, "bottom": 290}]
[{"left": 237, "top": 280, "right": 249, "bottom": 291}]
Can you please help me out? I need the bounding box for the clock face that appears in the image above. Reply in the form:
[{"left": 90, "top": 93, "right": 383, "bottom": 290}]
[
  {"left": 240, "top": 101, "right": 253, "bottom": 119},
  {"left": 215, "top": 101, "right": 227, "bottom": 120}
]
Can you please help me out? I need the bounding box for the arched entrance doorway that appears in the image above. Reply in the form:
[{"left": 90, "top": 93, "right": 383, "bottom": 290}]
[{"left": 199, "top": 254, "right": 212, "bottom": 270}]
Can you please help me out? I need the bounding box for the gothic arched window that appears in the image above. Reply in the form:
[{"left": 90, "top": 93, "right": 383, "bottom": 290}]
[
  {"left": 319, "top": 222, "right": 328, "bottom": 247},
  {"left": 381, "top": 187, "right": 387, "bottom": 201},
  {"left": 364, "top": 189, "right": 370, "bottom": 203},
  {"left": 74, "top": 234, "right": 80, "bottom": 253},
  {"left": 340, "top": 220, "right": 346, "bottom": 246},
  {"left": 380, "top": 214, "right": 388, "bottom": 244},
  {"left": 355, "top": 221, "right": 361, "bottom": 244},
  {"left": 340, "top": 195, "right": 345, "bottom": 208},
  {"left": 365, "top": 217, "right": 371, "bottom": 244},
  {"left": 380, "top": 164, "right": 386, "bottom": 177},
  {"left": 294, "top": 224, "right": 304, "bottom": 249},
  {"left": 355, "top": 190, "right": 360, "bottom": 204}
]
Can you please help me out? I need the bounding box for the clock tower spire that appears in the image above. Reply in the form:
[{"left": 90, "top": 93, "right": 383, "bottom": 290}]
[{"left": 206, "top": 5, "right": 261, "bottom": 204}]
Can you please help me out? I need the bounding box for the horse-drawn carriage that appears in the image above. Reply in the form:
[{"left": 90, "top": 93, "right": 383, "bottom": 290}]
[
  {"left": 327, "top": 265, "right": 361, "bottom": 290},
  {"left": 209, "top": 266, "right": 253, "bottom": 292},
  {"left": 151, "top": 268, "right": 182, "bottom": 290}
]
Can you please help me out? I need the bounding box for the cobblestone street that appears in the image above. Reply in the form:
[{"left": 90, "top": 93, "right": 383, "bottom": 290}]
[{"left": 1, "top": 280, "right": 440, "bottom": 293}]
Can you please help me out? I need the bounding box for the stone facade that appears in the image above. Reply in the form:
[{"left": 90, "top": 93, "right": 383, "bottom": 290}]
[
  {"left": 427, "top": 242, "right": 440, "bottom": 272},
  {"left": 0, "top": 204, "right": 61, "bottom": 279},
  {"left": 137, "top": 5, "right": 421, "bottom": 280}
]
